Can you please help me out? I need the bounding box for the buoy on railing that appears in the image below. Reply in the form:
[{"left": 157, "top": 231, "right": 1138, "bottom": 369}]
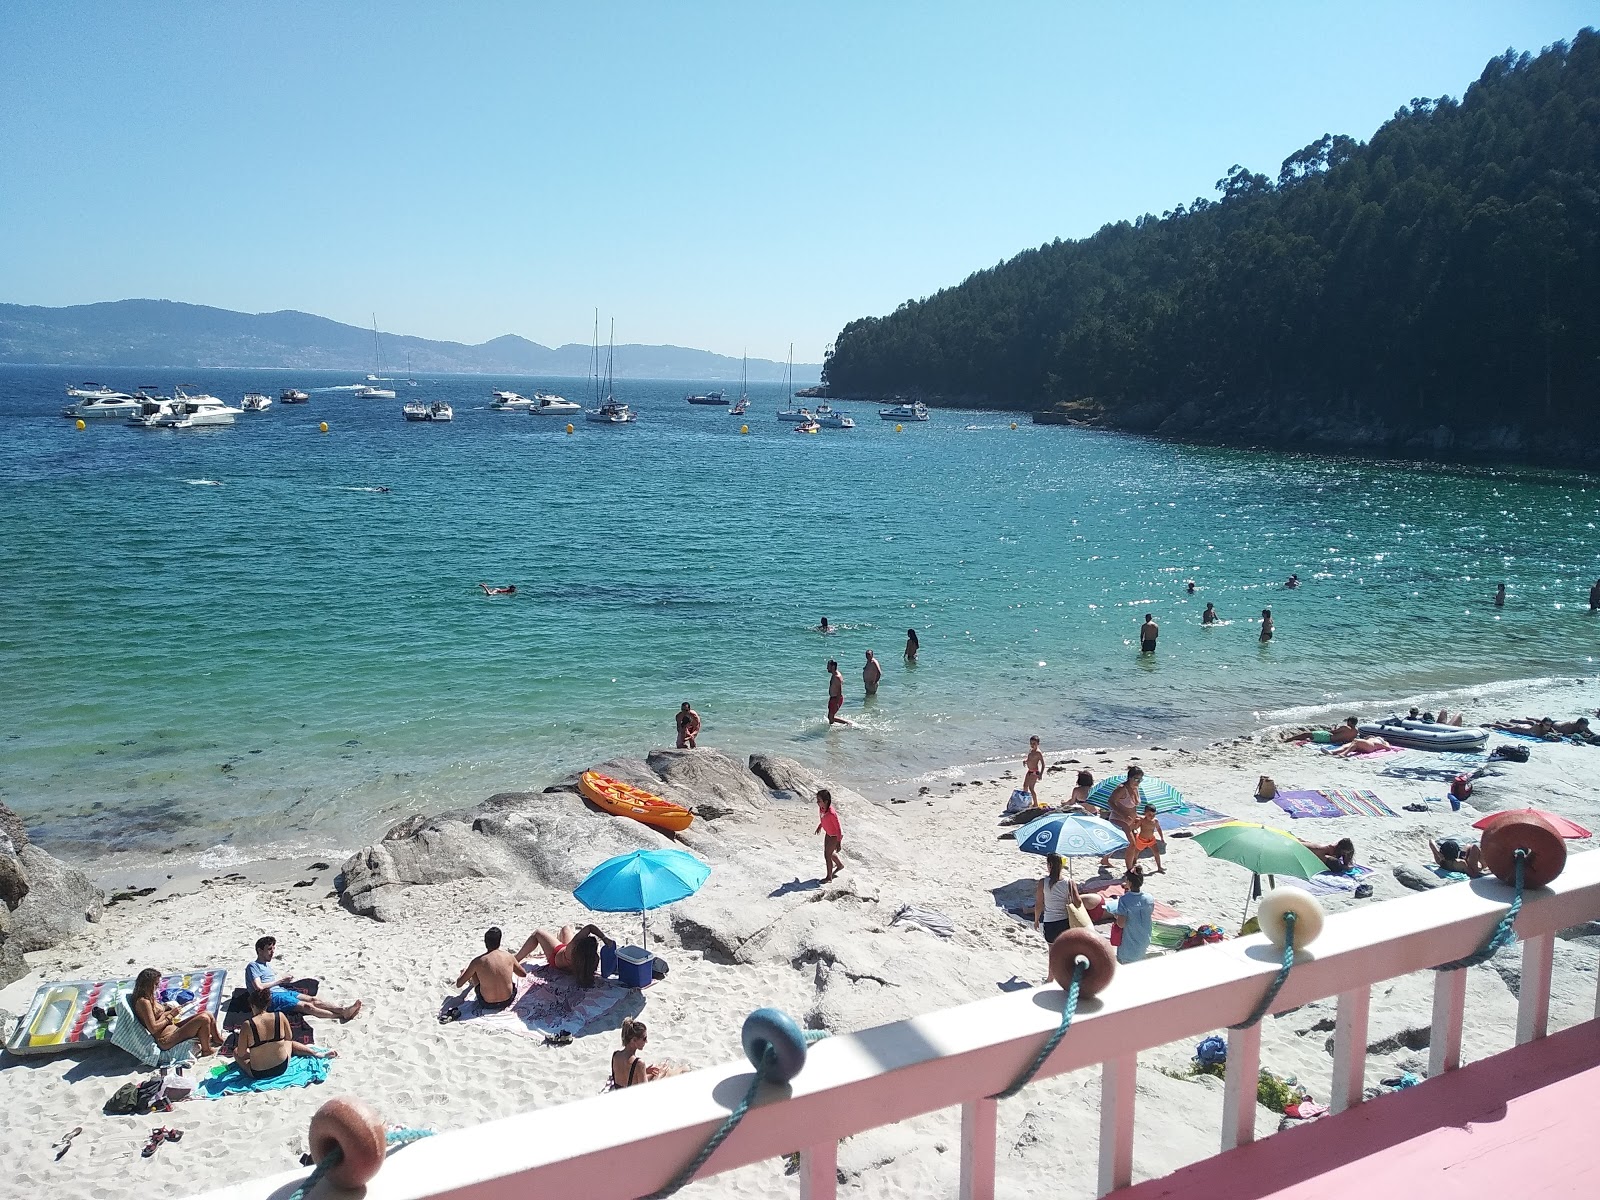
[
  {"left": 647, "top": 1008, "right": 828, "bottom": 1199},
  {"left": 290, "top": 1097, "right": 434, "bottom": 1200},
  {"left": 1230, "top": 889, "right": 1323, "bottom": 1030},
  {"left": 1436, "top": 815, "right": 1565, "bottom": 973},
  {"left": 991, "top": 930, "right": 1114, "bottom": 1100}
]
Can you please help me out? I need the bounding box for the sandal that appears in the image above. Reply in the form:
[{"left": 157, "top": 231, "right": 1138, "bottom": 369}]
[
  {"left": 542, "top": 1031, "right": 573, "bottom": 1047},
  {"left": 53, "top": 1126, "right": 82, "bottom": 1161},
  {"left": 142, "top": 1128, "right": 168, "bottom": 1158}
]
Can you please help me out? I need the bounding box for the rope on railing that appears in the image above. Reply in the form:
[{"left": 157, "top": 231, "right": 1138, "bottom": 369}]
[
  {"left": 646, "top": 1026, "right": 829, "bottom": 1199},
  {"left": 288, "top": 1128, "right": 435, "bottom": 1200},
  {"left": 1435, "top": 848, "right": 1527, "bottom": 971},
  {"left": 989, "top": 957, "right": 1088, "bottom": 1099},
  {"left": 1229, "top": 910, "right": 1297, "bottom": 1030}
]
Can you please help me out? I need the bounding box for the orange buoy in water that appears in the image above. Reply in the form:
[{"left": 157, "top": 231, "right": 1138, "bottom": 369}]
[{"left": 566, "top": 423, "right": 574, "bottom": 434}]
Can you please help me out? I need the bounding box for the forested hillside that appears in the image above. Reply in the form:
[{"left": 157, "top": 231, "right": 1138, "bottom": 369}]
[{"left": 823, "top": 32, "right": 1600, "bottom": 464}]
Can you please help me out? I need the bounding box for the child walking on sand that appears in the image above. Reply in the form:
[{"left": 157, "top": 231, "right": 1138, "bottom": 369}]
[
  {"left": 1127, "top": 803, "right": 1165, "bottom": 873},
  {"left": 815, "top": 789, "right": 844, "bottom": 882}
]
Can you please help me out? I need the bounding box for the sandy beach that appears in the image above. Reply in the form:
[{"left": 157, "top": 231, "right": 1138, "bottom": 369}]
[{"left": 2, "top": 673, "right": 1598, "bottom": 1199}]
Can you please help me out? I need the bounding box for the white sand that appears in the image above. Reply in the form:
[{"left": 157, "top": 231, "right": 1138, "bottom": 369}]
[{"left": 2, "top": 675, "right": 1597, "bottom": 1199}]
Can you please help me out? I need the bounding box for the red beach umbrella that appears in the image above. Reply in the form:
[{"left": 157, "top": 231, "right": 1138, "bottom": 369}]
[{"left": 1473, "top": 808, "right": 1591, "bottom": 840}]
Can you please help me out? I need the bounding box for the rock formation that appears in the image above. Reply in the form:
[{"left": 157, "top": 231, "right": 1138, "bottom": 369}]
[{"left": 0, "top": 801, "right": 105, "bottom": 986}]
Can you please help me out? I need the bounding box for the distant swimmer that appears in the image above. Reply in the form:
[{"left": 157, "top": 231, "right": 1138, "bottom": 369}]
[
  {"left": 1259, "top": 608, "right": 1274, "bottom": 642},
  {"left": 1202, "top": 603, "right": 1217, "bottom": 625},
  {"left": 818, "top": 615, "right": 832, "bottom": 634},
  {"left": 1285, "top": 574, "right": 1300, "bottom": 589},
  {"left": 904, "top": 628, "right": 919, "bottom": 663},
  {"left": 1139, "top": 613, "right": 1159, "bottom": 654},
  {"left": 826, "top": 659, "right": 849, "bottom": 725},
  {"left": 1494, "top": 583, "right": 1506, "bottom": 608},
  {"left": 1186, "top": 580, "right": 1196, "bottom": 594},
  {"left": 478, "top": 583, "right": 517, "bottom": 596},
  {"left": 1589, "top": 578, "right": 1600, "bottom": 612},
  {"left": 675, "top": 701, "right": 701, "bottom": 749},
  {"left": 862, "top": 649, "right": 882, "bottom": 696}
]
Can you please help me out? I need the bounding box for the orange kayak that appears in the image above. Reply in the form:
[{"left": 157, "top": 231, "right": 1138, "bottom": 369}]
[{"left": 579, "top": 771, "right": 694, "bottom": 833}]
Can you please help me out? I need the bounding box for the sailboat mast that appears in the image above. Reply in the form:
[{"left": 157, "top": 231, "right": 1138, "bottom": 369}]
[
  {"left": 591, "top": 309, "right": 600, "bottom": 408},
  {"left": 371, "top": 314, "right": 382, "bottom": 378},
  {"left": 606, "top": 318, "right": 615, "bottom": 400}
]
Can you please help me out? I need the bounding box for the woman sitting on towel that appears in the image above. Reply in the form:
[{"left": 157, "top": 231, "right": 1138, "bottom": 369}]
[
  {"left": 1299, "top": 837, "right": 1356, "bottom": 874},
  {"left": 235, "top": 986, "right": 337, "bottom": 1078},
  {"left": 131, "top": 967, "right": 224, "bottom": 1057},
  {"left": 610, "top": 1018, "right": 682, "bottom": 1088},
  {"left": 514, "top": 923, "right": 615, "bottom": 988}
]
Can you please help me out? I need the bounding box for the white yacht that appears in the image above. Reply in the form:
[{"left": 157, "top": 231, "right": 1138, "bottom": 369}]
[
  {"left": 490, "top": 391, "right": 533, "bottom": 411},
  {"left": 280, "top": 389, "right": 310, "bottom": 404},
  {"left": 879, "top": 399, "right": 929, "bottom": 422},
  {"left": 63, "top": 393, "right": 141, "bottom": 420},
  {"left": 126, "top": 390, "right": 176, "bottom": 428},
  {"left": 356, "top": 383, "right": 396, "bottom": 399},
  {"left": 241, "top": 392, "right": 273, "bottom": 412},
  {"left": 775, "top": 345, "right": 814, "bottom": 422},
  {"left": 528, "top": 391, "right": 580, "bottom": 415},
  {"left": 814, "top": 402, "right": 855, "bottom": 429},
  {"left": 65, "top": 383, "right": 132, "bottom": 401},
  {"left": 402, "top": 400, "right": 431, "bottom": 422},
  {"left": 156, "top": 388, "right": 240, "bottom": 428}
]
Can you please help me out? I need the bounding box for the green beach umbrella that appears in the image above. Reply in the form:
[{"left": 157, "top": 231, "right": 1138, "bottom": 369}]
[{"left": 1192, "top": 822, "right": 1327, "bottom": 879}]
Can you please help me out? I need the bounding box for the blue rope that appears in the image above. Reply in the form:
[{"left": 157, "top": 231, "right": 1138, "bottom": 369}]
[
  {"left": 287, "top": 1127, "right": 435, "bottom": 1200},
  {"left": 1229, "top": 910, "right": 1297, "bottom": 1030},
  {"left": 647, "top": 1029, "right": 829, "bottom": 1199},
  {"left": 990, "top": 957, "right": 1087, "bottom": 1099},
  {"left": 1436, "top": 849, "right": 1527, "bottom": 971}
]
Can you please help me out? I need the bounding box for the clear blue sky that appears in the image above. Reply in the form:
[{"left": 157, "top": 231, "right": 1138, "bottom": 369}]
[{"left": 2, "top": 2, "right": 1592, "bottom": 361}]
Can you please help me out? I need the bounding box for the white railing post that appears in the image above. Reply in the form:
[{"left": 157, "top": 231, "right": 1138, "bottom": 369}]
[
  {"left": 1428, "top": 968, "right": 1468, "bottom": 1076},
  {"left": 1330, "top": 985, "right": 1371, "bottom": 1113},
  {"left": 1517, "top": 933, "right": 1554, "bottom": 1044},
  {"left": 1097, "top": 1054, "right": 1137, "bottom": 1197},
  {"left": 959, "top": 1098, "right": 996, "bottom": 1200},
  {"left": 1220, "top": 1024, "right": 1260, "bottom": 1151},
  {"left": 799, "top": 1141, "right": 837, "bottom": 1200}
]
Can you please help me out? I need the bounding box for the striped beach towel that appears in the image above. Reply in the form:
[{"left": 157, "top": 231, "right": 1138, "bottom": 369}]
[{"left": 1320, "top": 788, "right": 1398, "bottom": 818}]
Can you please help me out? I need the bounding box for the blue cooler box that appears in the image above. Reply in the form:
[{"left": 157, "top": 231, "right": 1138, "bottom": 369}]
[{"left": 616, "top": 946, "right": 655, "bottom": 989}]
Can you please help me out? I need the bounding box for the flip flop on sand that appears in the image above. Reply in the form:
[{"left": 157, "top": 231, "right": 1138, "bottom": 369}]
[{"left": 53, "top": 1127, "right": 82, "bottom": 1161}]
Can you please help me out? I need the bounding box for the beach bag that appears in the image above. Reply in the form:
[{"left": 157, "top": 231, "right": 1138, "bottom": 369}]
[
  {"left": 1255, "top": 775, "right": 1277, "bottom": 802},
  {"left": 161, "top": 1066, "right": 195, "bottom": 1102},
  {"left": 1491, "top": 744, "right": 1530, "bottom": 763},
  {"left": 1003, "top": 789, "right": 1033, "bottom": 815},
  {"left": 103, "top": 1083, "right": 141, "bottom": 1115},
  {"left": 1065, "top": 899, "right": 1092, "bottom": 930}
]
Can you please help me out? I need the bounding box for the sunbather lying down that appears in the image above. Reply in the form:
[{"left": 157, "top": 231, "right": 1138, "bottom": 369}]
[
  {"left": 1430, "top": 837, "right": 1485, "bottom": 878},
  {"left": 515, "top": 924, "right": 615, "bottom": 988},
  {"left": 1331, "top": 736, "right": 1390, "bottom": 756}
]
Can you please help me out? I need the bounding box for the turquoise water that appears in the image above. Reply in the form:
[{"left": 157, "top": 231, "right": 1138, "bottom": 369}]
[{"left": 2, "top": 365, "right": 1598, "bottom": 860}]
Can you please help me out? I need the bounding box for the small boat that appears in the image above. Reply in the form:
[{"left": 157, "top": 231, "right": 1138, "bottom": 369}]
[
  {"left": 402, "top": 401, "right": 431, "bottom": 422},
  {"left": 730, "top": 354, "right": 749, "bottom": 414},
  {"left": 1358, "top": 717, "right": 1488, "bottom": 752},
  {"left": 156, "top": 387, "right": 239, "bottom": 427},
  {"left": 63, "top": 393, "right": 141, "bottom": 420},
  {"left": 814, "top": 402, "right": 855, "bottom": 429},
  {"left": 578, "top": 770, "right": 693, "bottom": 832},
  {"left": 356, "top": 384, "right": 396, "bottom": 399},
  {"left": 490, "top": 391, "right": 533, "bottom": 411},
  {"left": 585, "top": 317, "right": 637, "bottom": 424},
  {"left": 729, "top": 395, "right": 748, "bottom": 415},
  {"left": 793, "top": 419, "right": 821, "bottom": 435},
  {"left": 357, "top": 315, "right": 396, "bottom": 396},
  {"left": 279, "top": 389, "right": 310, "bottom": 404},
  {"left": 586, "top": 400, "right": 636, "bottom": 424},
  {"left": 529, "top": 391, "right": 581, "bottom": 415},
  {"left": 879, "top": 400, "right": 929, "bottom": 422},
  {"left": 65, "top": 382, "right": 130, "bottom": 401},
  {"left": 126, "top": 390, "right": 176, "bottom": 428},
  {"left": 241, "top": 392, "right": 273, "bottom": 412},
  {"left": 777, "top": 406, "right": 813, "bottom": 423},
  {"left": 685, "top": 390, "right": 726, "bottom": 405},
  {"left": 428, "top": 401, "right": 453, "bottom": 422}
]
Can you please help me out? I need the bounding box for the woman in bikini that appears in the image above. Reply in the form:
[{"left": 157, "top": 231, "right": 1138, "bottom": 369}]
[
  {"left": 610, "top": 1018, "right": 669, "bottom": 1088},
  {"left": 1022, "top": 735, "right": 1046, "bottom": 806},
  {"left": 130, "top": 967, "right": 224, "bottom": 1057},
  {"left": 236, "top": 986, "right": 337, "bottom": 1078},
  {"left": 514, "top": 923, "right": 615, "bottom": 988}
]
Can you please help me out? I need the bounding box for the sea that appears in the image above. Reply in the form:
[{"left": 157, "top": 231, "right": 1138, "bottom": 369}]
[{"left": 2, "top": 365, "right": 1597, "bottom": 866}]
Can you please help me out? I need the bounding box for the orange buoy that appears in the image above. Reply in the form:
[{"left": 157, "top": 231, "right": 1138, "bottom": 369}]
[
  {"left": 308, "top": 1096, "right": 387, "bottom": 1189},
  {"left": 1480, "top": 811, "right": 1567, "bottom": 888},
  {"left": 1047, "top": 928, "right": 1115, "bottom": 998}
]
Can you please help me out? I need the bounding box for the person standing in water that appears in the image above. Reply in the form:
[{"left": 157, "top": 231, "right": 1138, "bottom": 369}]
[
  {"left": 815, "top": 789, "right": 844, "bottom": 882},
  {"left": 1259, "top": 608, "right": 1274, "bottom": 642},
  {"left": 1589, "top": 579, "right": 1600, "bottom": 612},
  {"left": 1494, "top": 583, "right": 1506, "bottom": 608},
  {"left": 904, "top": 628, "right": 919, "bottom": 663},
  {"left": 1023, "top": 735, "right": 1045, "bottom": 805},
  {"left": 862, "top": 650, "right": 882, "bottom": 696},
  {"left": 674, "top": 702, "right": 701, "bottom": 749},
  {"left": 1186, "top": 580, "right": 1196, "bottom": 594},
  {"left": 1139, "top": 613, "right": 1159, "bottom": 654},
  {"left": 826, "top": 659, "right": 848, "bottom": 725},
  {"left": 817, "top": 616, "right": 832, "bottom": 634},
  {"left": 1202, "top": 602, "right": 1217, "bottom": 625}
]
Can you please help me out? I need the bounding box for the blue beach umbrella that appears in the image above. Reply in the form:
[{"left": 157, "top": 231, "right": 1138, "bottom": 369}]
[
  {"left": 573, "top": 849, "right": 711, "bottom": 952},
  {"left": 1086, "top": 774, "right": 1185, "bottom": 814},
  {"left": 1014, "top": 812, "right": 1129, "bottom": 859}
]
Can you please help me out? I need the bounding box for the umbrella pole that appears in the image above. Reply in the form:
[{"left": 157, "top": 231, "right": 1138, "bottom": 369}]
[{"left": 641, "top": 910, "right": 648, "bottom": 955}]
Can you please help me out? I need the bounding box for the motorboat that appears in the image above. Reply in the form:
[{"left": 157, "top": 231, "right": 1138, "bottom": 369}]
[
  {"left": 241, "top": 392, "right": 273, "bottom": 412},
  {"left": 156, "top": 388, "right": 240, "bottom": 427},
  {"left": 879, "top": 400, "right": 929, "bottom": 422},
  {"left": 65, "top": 383, "right": 133, "bottom": 401},
  {"left": 793, "top": 419, "right": 821, "bottom": 435},
  {"left": 63, "top": 393, "right": 141, "bottom": 420},
  {"left": 586, "top": 399, "right": 636, "bottom": 424},
  {"left": 814, "top": 402, "right": 855, "bottom": 429},
  {"left": 777, "top": 406, "right": 814, "bottom": 423},
  {"left": 729, "top": 395, "right": 748, "bottom": 415},
  {"left": 428, "top": 401, "right": 453, "bottom": 422},
  {"left": 1358, "top": 716, "right": 1488, "bottom": 752},
  {"left": 356, "top": 384, "right": 397, "bottom": 399},
  {"left": 280, "top": 389, "right": 310, "bottom": 404},
  {"left": 126, "top": 390, "right": 176, "bottom": 428},
  {"left": 490, "top": 391, "right": 533, "bottom": 411},
  {"left": 402, "top": 400, "right": 431, "bottom": 422},
  {"left": 528, "top": 391, "right": 581, "bottom": 415},
  {"left": 685, "top": 390, "right": 726, "bottom": 405}
]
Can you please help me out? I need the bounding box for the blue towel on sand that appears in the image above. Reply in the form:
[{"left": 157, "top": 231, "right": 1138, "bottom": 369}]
[{"left": 200, "top": 1055, "right": 331, "bottom": 1098}]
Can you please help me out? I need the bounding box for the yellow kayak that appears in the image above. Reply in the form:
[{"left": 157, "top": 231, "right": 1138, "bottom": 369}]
[{"left": 579, "top": 771, "right": 693, "bottom": 833}]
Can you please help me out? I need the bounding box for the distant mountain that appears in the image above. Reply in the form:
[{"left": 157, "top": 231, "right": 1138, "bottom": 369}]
[{"left": 0, "top": 299, "right": 822, "bottom": 382}]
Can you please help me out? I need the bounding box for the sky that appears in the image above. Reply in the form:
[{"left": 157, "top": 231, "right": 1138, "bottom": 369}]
[{"left": 2, "top": 3, "right": 1594, "bottom": 362}]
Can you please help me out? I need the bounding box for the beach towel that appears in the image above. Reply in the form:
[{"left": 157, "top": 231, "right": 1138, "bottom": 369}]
[
  {"left": 1157, "top": 803, "right": 1231, "bottom": 831},
  {"left": 1082, "top": 882, "right": 1183, "bottom": 923},
  {"left": 1272, "top": 790, "right": 1344, "bottom": 819},
  {"left": 198, "top": 1055, "right": 331, "bottom": 1098},
  {"left": 451, "top": 966, "right": 628, "bottom": 1039},
  {"left": 891, "top": 905, "right": 957, "bottom": 938},
  {"left": 1426, "top": 863, "right": 1469, "bottom": 883},
  {"left": 221, "top": 988, "right": 314, "bottom": 1046},
  {"left": 1317, "top": 743, "right": 1405, "bottom": 759},
  {"left": 1321, "top": 788, "right": 1398, "bottom": 817},
  {"left": 1273, "top": 789, "right": 1397, "bottom": 819},
  {"left": 1280, "top": 864, "right": 1373, "bottom": 897}
]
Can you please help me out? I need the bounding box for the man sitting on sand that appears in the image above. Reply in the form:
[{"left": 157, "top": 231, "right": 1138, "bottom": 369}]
[
  {"left": 515, "top": 923, "right": 615, "bottom": 988},
  {"left": 246, "top": 936, "right": 362, "bottom": 1022},
  {"left": 1430, "top": 837, "right": 1485, "bottom": 878},
  {"left": 456, "top": 927, "right": 526, "bottom": 1011},
  {"left": 1299, "top": 837, "right": 1355, "bottom": 874},
  {"left": 1329, "top": 716, "right": 1360, "bottom": 745}
]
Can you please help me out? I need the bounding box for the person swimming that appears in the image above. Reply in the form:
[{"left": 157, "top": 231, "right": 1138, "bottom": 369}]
[
  {"left": 479, "top": 583, "right": 517, "bottom": 596},
  {"left": 1202, "top": 602, "right": 1217, "bottom": 625},
  {"left": 818, "top": 615, "right": 832, "bottom": 633},
  {"left": 1285, "top": 574, "right": 1300, "bottom": 589}
]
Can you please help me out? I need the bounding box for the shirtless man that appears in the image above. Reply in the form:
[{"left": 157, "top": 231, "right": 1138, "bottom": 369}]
[
  {"left": 456, "top": 927, "right": 526, "bottom": 1011},
  {"left": 862, "top": 650, "right": 882, "bottom": 696},
  {"left": 1023, "top": 736, "right": 1045, "bottom": 805},
  {"left": 675, "top": 701, "right": 701, "bottom": 749},
  {"left": 1202, "top": 602, "right": 1217, "bottom": 625},
  {"left": 1493, "top": 583, "right": 1506, "bottom": 608},
  {"left": 826, "top": 660, "right": 849, "bottom": 725},
  {"left": 1139, "top": 614, "right": 1159, "bottom": 654},
  {"left": 1329, "top": 716, "right": 1360, "bottom": 745}
]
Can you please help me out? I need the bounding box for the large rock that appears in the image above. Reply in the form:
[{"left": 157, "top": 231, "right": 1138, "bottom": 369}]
[
  {"left": 1392, "top": 861, "right": 1449, "bottom": 892},
  {"left": 0, "top": 816, "right": 104, "bottom": 986}
]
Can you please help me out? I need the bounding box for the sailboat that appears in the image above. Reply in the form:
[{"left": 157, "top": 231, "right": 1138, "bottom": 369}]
[
  {"left": 356, "top": 316, "right": 396, "bottom": 398},
  {"left": 776, "top": 344, "right": 811, "bottom": 422},
  {"left": 585, "top": 315, "right": 636, "bottom": 424},
  {"left": 406, "top": 353, "right": 418, "bottom": 388},
  {"left": 729, "top": 352, "right": 749, "bottom": 414}
]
